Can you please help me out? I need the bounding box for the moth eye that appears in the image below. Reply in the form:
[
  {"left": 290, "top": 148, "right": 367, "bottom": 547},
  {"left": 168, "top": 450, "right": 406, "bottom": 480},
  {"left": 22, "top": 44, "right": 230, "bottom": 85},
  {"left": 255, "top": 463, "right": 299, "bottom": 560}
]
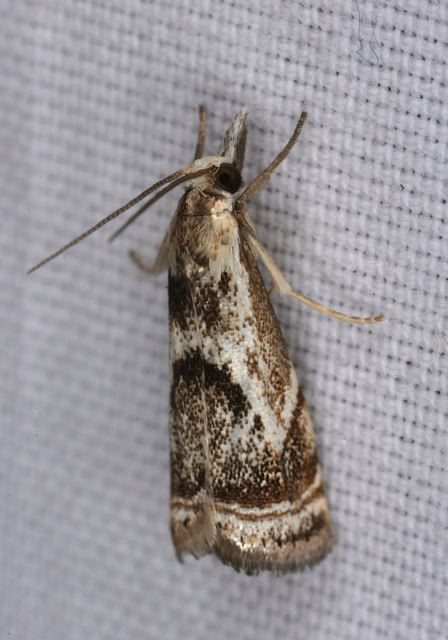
[{"left": 216, "top": 163, "right": 242, "bottom": 194}]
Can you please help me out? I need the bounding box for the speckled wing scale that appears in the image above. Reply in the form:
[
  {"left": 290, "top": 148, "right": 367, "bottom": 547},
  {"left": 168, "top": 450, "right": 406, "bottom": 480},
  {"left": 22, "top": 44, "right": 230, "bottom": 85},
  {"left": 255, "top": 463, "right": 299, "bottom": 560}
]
[
  {"left": 168, "top": 111, "right": 332, "bottom": 574},
  {"left": 29, "top": 106, "right": 384, "bottom": 574}
]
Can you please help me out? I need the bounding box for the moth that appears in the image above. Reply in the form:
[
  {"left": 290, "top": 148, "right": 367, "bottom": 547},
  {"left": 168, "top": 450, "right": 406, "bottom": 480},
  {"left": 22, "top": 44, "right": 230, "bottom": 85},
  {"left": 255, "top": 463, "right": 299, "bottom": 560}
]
[{"left": 29, "top": 107, "right": 383, "bottom": 574}]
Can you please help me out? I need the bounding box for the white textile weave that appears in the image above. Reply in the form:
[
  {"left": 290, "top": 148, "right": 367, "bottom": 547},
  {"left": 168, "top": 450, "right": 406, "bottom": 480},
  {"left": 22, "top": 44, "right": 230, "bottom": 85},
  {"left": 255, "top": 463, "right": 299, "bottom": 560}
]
[{"left": 1, "top": 2, "right": 447, "bottom": 639}]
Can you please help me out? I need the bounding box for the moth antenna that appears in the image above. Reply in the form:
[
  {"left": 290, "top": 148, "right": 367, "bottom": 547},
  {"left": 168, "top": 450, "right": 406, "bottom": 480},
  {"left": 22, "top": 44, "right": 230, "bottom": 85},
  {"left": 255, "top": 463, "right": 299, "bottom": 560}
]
[
  {"left": 27, "top": 166, "right": 212, "bottom": 273},
  {"left": 109, "top": 178, "right": 181, "bottom": 243},
  {"left": 193, "top": 104, "right": 207, "bottom": 160},
  {"left": 237, "top": 111, "right": 307, "bottom": 204},
  {"left": 109, "top": 106, "right": 209, "bottom": 242}
]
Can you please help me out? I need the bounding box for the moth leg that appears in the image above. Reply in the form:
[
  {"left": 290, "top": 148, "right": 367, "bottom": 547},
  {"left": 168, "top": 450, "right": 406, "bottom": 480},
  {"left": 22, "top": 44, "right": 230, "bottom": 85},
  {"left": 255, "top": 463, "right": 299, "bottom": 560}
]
[
  {"left": 129, "top": 250, "right": 159, "bottom": 274},
  {"left": 128, "top": 231, "right": 170, "bottom": 275},
  {"left": 193, "top": 105, "right": 207, "bottom": 160},
  {"left": 287, "top": 289, "right": 384, "bottom": 324},
  {"left": 248, "top": 234, "right": 384, "bottom": 325}
]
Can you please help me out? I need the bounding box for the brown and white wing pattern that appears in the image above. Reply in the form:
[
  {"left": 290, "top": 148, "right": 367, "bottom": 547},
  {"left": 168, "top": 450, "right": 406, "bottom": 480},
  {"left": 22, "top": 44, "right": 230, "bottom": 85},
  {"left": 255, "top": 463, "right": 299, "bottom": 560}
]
[
  {"left": 28, "top": 107, "right": 381, "bottom": 576},
  {"left": 168, "top": 208, "right": 332, "bottom": 575}
]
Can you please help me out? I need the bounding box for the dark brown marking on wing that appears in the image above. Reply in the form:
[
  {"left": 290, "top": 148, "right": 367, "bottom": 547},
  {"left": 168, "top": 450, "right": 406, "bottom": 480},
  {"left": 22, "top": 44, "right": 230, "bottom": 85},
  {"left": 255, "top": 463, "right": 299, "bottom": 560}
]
[
  {"left": 172, "top": 483, "right": 325, "bottom": 521},
  {"left": 170, "top": 348, "right": 251, "bottom": 500},
  {"left": 218, "top": 270, "right": 232, "bottom": 296},
  {"left": 240, "top": 238, "right": 289, "bottom": 360},
  {"left": 252, "top": 414, "right": 265, "bottom": 437},
  {"left": 169, "top": 265, "right": 237, "bottom": 335},
  {"left": 299, "top": 512, "right": 326, "bottom": 542},
  {"left": 211, "top": 391, "right": 317, "bottom": 508},
  {"left": 170, "top": 349, "right": 207, "bottom": 499},
  {"left": 268, "top": 511, "right": 327, "bottom": 552},
  {"left": 240, "top": 238, "right": 292, "bottom": 414},
  {"left": 200, "top": 284, "right": 220, "bottom": 330},
  {"left": 213, "top": 437, "right": 285, "bottom": 506},
  {"left": 168, "top": 271, "right": 194, "bottom": 331},
  {"left": 282, "top": 388, "right": 318, "bottom": 499},
  {"left": 171, "top": 347, "right": 289, "bottom": 507},
  {"left": 220, "top": 485, "right": 325, "bottom": 521},
  {"left": 200, "top": 271, "right": 239, "bottom": 333}
]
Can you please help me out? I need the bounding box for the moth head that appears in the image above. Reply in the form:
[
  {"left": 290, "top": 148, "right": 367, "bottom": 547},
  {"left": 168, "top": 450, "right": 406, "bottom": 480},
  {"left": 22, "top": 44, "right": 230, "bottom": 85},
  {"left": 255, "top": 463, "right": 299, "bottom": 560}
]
[
  {"left": 28, "top": 108, "right": 307, "bottom": 274},
  {"left": 182, "top": 107, "right": 247, "bottom": 197},
  {"left": 184, "top": 156, "right": 242, "bottom": 197},
  {"left": 181, "top": 107, "right": 247, "bottom": 197}
]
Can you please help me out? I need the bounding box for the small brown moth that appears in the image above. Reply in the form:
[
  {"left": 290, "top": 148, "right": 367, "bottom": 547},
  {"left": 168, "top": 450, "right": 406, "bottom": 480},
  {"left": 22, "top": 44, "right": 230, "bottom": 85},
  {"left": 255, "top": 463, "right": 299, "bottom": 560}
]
[{"left": 29, "top": 107, "right": 383, "bottom": 574}]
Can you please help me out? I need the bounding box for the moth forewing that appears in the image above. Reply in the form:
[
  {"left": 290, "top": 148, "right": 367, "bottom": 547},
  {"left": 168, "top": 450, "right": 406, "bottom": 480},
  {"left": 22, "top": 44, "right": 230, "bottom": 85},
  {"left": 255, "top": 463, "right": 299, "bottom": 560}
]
[{"left": 168, "top": 225, "right": 332, "bottom": 573}]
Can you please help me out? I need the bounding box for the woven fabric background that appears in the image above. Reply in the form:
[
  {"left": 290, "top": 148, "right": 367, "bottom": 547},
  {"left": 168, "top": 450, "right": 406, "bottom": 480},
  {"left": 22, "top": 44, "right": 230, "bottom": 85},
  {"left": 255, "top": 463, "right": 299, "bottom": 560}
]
[{"left": 1, "top": 1, "right": 447, "bottom": 639}]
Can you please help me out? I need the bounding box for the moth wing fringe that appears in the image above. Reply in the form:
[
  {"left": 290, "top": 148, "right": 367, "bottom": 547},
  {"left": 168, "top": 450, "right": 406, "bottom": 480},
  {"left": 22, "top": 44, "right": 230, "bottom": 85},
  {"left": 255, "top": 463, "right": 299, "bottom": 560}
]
[
  {"left": 213, "top": 524, "right": 333, "bottom": 576},
  {"left": 171, "top": 497, "right": 217, "bottom": 560}
]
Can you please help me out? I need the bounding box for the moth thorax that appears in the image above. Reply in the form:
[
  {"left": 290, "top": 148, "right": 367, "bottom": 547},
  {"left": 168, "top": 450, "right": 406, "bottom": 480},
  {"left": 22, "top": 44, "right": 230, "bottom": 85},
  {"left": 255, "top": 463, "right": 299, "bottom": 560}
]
[
  {"left": 207, "top": 209, "right": 239, "bottom": 281},
  {"left": 210, "top": 195, "right": 233, "bottom": 216},
  {"left": 210, "top": 209, "right": 236, "bottom": 243}
]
